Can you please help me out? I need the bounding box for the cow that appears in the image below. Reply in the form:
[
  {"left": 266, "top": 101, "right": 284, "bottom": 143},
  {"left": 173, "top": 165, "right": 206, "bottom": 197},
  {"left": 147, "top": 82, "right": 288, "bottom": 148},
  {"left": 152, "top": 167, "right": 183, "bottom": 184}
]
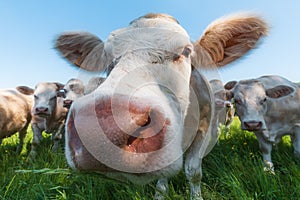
[
  {"left": 55, "top": 13, "right": 268, "bottom": 199},
  {"left": 60, "top": 78, "right": 85, "bottom": 108},
  {"left": 60, "top": 77, "right": 105, "bottom": 108},
  {"left": 225, "top": 75, "right": 300, "bottom": 173},
  {"left": 0, "top": 86, "right": 34, "bottom": 152},
  {"left": 210, "top": 79, "right": 235, "bottom": 132},
  {"left": 29, "top": 82, "right": 68, "bottom": 156},
  {"left": 210, "top": 79, "right": 234, "bottom": 133}
]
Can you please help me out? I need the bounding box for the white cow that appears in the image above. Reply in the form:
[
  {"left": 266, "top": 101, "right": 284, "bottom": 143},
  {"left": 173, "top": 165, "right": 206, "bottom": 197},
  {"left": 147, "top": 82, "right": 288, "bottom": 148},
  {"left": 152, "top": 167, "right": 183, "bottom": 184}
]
[
  {"left": 225, "top": 75, "right": 300, "bottom": 173},
  {"left": 30, "top": 82, "right": 68, "bottom": 155},
  {"left": 55, "top": 13, "right": 268, "bottom": 199},
  {"left": 59, "top": 77, "right": 106, "bottom": 108},
  {"left": 60, "top": 78, "right": 85, "bottom": 108}
]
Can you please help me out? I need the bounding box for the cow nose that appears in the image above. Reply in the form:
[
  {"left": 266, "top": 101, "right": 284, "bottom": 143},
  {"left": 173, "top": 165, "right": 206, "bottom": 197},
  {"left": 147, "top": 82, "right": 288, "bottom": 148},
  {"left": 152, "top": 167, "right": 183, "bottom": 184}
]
[
  {"left": 63, "top": 99, "right": 73, "bottom": 108},
  {"left": 225, "top": 101, "right": 232, "bottom": 108},
  {"left": 91, "top": 95, "right": 170, "bottom": 153},
  {"left": 243, "top": 121, "right": 262, "bottom": 131},
  {"left": 35, "top": 106, "right": 49, "bottom": 113}
]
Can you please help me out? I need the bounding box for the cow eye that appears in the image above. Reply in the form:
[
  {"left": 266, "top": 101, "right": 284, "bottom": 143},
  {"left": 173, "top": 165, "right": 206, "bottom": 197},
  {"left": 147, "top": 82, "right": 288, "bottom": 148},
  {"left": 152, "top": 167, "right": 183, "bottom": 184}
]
[
  {"left": 57, "top": 89, "right": 67, "bottom": 98},
  {"left": 260, "top": 97, "right": 267, "bottom": 105},
  {"left": 182, "top": 46, "right": 192, "bottom": 58},
  {"left": 34, "top": 95, "right": 38, "bottom": 100}
]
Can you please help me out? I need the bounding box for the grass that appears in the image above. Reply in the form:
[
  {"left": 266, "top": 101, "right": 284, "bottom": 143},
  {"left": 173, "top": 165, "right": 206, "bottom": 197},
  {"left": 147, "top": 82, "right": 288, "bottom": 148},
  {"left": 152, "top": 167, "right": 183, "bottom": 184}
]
[{"left": 0, "top": 117, "right": 299, "bottom": 199}]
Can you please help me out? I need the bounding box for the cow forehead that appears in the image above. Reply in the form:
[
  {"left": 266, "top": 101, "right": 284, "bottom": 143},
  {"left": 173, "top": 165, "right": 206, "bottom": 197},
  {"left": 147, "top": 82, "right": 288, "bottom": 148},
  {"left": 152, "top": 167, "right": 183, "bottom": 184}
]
[
  {"left": 106, "top": 16, "right": 191, "bottom": 58},
  {"left": 235, "top": 82, "right": 266, "bottom": 98},
  {"left": 130, "top": 13, "right": 179, "bottom": 25},
  {"left": 35, "top": 83, "right": 57, "bottom": 96}
]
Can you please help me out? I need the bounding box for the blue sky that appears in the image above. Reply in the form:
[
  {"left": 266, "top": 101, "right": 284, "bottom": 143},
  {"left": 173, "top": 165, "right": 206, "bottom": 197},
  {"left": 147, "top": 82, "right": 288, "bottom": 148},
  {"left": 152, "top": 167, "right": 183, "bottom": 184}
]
[{"left": 1, "top": 1, "right": 299, "bottom": 89}]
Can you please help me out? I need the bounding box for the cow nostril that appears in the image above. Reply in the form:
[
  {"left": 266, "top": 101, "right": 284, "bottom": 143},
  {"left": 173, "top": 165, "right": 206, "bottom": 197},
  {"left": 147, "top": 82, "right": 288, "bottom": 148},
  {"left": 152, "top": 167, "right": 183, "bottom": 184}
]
[
  {"left": 141, "top": 116, "right": 151, "bottom": 127},
  {"left": 244, "top": 121, "right": 262, "bottom": 130}
]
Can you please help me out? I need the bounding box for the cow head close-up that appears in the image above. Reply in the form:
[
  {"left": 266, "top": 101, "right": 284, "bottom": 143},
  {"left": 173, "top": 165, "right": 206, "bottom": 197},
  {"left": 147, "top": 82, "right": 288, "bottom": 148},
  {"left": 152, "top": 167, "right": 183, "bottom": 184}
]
[{"left": 55, "top": 12, "right": 268, "bottom": 186}]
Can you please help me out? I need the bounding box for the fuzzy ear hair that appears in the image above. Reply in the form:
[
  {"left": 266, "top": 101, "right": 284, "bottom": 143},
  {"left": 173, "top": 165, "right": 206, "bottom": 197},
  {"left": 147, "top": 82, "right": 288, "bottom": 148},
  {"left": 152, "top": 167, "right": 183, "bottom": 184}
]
[
  {"left": 266, "top": 85, "right": 294, "bottom": 98},
  {"left": 224, "top": 81, "right": 238, "bottom": 90},
  {"left": 16, "top": 86, "right": 34, "bottom": 95},
  {"left": 55, "top": 32, "right": 106, "bottom": 72},
  {"left": 192, "top": 12, "right": 269, "bottom": 68}
]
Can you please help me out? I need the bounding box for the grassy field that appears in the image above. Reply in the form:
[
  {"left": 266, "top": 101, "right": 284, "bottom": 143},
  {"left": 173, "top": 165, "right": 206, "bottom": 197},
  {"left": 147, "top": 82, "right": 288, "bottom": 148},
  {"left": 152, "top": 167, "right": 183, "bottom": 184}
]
[{"left": 1, "top": 117, "right": 300, "bottom": 200}]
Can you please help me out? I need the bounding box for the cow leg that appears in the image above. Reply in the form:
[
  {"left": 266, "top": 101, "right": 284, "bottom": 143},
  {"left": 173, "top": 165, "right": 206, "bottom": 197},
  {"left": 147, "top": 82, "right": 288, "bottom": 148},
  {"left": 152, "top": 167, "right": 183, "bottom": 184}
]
[
  {"left": 185, "top": 153, "right": 203, "bottom": 200},
  {"left": 254, "top": 131, "right": 274, "bottom": 174},
  {"left": 291, "top": 126, "right": 300, "bottom": 158},
  {"left": 16, "top": 124, "right": 28, "bottom": 153},
  {"left": 52, "top": 123, "right": 65, "bottom": 152},
  {"left": 30, "top": 123, "right": 43, "bottom": 157},
  {"left": 154, "top": 178, "right": 169, "bottom": 200}
]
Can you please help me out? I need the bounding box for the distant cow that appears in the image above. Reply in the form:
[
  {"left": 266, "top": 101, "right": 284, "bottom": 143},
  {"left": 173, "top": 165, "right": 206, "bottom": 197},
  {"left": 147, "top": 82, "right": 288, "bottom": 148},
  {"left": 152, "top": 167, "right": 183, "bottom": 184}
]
[
  {"left": 210, "top": 79, "right": 235, "bottom": 131},
  {"left": 0, "top": 87, "right": 33, "bottom": 152},
  {"left": 30, "top": 82, "right": 68, "bottom": 156},
  {"left": 60, "top": 78, "right": 85, "bottom": 108},
  {"left": 55, "top": 13, "right": 268, "bottom": 199},
  {"left": 60, "top": 77, "right": 105, "bottom": 108},
  {"left": 210, "top": 79, "right": 234, "bottom": 132},
  {"left": 225, "top": 75, "right": 300, "bottom": 173}
]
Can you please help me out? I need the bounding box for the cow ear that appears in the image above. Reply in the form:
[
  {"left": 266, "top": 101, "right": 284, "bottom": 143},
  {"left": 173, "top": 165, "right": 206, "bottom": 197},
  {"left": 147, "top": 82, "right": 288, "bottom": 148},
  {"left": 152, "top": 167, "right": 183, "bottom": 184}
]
[
  {"left": 54, "top": 82, "right": 65, "bottom": 91},
  {"left": 224, "top": 81, "right": 237, "bottom": 90},
  {"left": 55, "top": 32, "right": 106, "bottom": 72},
  {"left": 16, "top": 86, "right": 34, "bottom": 95},
  {"left": 266, "top": 85, "right": 295, "bottom": 98},
  {"left": 192, "top": 12, "right": 268, "bottom": 68}
]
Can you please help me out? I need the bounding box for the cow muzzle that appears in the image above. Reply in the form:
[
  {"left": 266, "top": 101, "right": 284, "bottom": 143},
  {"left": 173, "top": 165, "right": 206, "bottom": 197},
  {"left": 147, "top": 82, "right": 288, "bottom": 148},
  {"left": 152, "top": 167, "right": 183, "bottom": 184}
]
[
  {"left": 242, "top": 120, "right": 263, "bottom": 131},
  {"left": 94, "top": 95, "right": 170, "bottom": 153},
  {"left": 63, "top": 99, "right": 73, "bottom": 108},
  {"left": 66, "top": 94, "right": 175, "bottom": 172},
  {"left": 34, "top": 106, "right": 51, "bottom": 116}
]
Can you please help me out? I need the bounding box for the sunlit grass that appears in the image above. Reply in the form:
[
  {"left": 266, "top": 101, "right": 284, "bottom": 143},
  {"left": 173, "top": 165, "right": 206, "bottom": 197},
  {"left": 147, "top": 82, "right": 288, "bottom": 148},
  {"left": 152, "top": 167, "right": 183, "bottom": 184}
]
[{"left": 0, "top": 117, "right": 299, "bottom": 199}]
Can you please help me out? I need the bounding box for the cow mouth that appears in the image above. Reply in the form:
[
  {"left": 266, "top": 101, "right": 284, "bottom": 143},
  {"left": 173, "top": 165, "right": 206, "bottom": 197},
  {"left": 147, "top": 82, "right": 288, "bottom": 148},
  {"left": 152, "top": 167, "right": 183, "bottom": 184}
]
[
  {"left": 63, "top": 103, "right": 72, "bottom": 109},
  {"left": 34, "top": 112, "right": 51, "bottom": 117}
]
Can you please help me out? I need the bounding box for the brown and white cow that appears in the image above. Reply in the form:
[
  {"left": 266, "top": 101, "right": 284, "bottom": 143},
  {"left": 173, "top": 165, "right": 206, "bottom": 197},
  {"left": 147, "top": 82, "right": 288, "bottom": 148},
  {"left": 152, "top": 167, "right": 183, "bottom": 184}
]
[
  {"left": 0, "top": 87, "right": 33, "bottom": 152},
  {"left": 55, "top": 13, "right": 268, "bottom": 199},
  {"left": 30, "top": 82, "right": 68, "bottom": 156},
  {"left": 225, "top": 75, "right": 300, "bottom": 173}
]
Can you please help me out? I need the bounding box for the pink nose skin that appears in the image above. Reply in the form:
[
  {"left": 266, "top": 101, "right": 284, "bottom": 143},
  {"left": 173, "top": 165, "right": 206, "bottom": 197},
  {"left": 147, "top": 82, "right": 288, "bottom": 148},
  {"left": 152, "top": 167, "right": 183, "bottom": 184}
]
[
  {"left": 243, "top": 121, "right": 262, "bottom": 131},
  {"left": 67, "top": 95, "right": 170, "bottom": 171},
  {"left": 35, "top": 106, "right": 49, "bottom": 115},
  {"left": 63, "top": 99, "right": 73, "bottom": 108},
  {"left": 225, "top": 101, "right": 232, "bottom": 108}
]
